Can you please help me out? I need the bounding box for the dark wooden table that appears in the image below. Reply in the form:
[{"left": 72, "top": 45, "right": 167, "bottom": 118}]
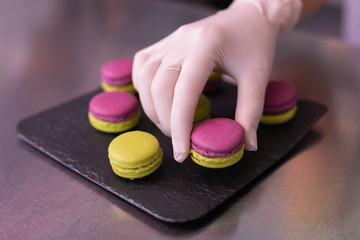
[{"left": 1, "top": 0, "right": 359, "bottom": 239}]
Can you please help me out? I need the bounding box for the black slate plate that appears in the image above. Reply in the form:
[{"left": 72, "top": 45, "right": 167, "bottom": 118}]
[{"left": 17, "top": 83, "right": 327, "bottom": 223}]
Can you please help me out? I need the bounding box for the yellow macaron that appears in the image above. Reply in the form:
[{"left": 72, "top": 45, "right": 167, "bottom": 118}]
[{"left": 108, "top": 131, "right": 163, "bottom": 179}]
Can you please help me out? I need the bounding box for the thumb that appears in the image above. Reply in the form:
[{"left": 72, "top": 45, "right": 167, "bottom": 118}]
[{"left": 234, "top": 70, "right": 268, "bottom": 151}]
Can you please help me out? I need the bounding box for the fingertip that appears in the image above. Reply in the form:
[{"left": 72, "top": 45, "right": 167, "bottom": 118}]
[
  {"left": 173, "top": 151, "right": 189, "bottom": 163},
  {"left": 172, "top": 135, "right": 190, "bottom": 163},
  {"left": 234, "top": 72, "right": 267, "bottom": 152},
  {"left": 244, "top": 128, "right": 258, "bottom": 151},
  {"left": 169, "top": 57, "right": 213, "bottom": 164},
  {"left": 170, "top": 123, "right": 191, "bottom": 163}
]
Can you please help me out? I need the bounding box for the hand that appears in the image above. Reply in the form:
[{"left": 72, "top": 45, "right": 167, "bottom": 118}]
[{"left": 132, "top": 2, "right": 281, "bottom": 162}]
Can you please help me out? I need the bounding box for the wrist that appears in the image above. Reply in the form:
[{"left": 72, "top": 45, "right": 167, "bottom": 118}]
[{"left": 230, "top": 0, "right": 303, "bottom": 34}]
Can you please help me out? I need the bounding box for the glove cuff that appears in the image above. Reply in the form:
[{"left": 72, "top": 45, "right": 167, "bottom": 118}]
[{"left": 232, "top": 0, "right": 303, "bottom": 33}]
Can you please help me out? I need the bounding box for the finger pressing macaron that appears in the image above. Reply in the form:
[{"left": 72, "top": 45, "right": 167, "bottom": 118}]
[
  {"left": 234, "top": 69, "right": 269, "bottom": 152},
  {"left": 170, "top": 56, "right": 214, "bottom": 162}
]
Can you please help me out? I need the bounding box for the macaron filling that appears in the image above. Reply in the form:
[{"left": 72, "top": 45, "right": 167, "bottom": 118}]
[
  {"left": 110, "top": 148, "right": 162, "bottom": 170},
  {"left": 89, "top": 108, "right": 139, "bottom": 123},
  {"left": 111, "top": 158, "right": 162, "bottom": 179},
  {"left": 88, "top": 111, "right": 140, "bottom": 133},
  {"left": 190, "top": 144, "right": 244, "bottom": 168},
  {"left": 102, "top": 76, "right": 132, "bottom": 86},
  {"left": 101, "top": 82, "right": 137, "bottom": 94},
  {"left": 263, "top": 96, "right": 297, "bottom": 113},
  {"left": 191, "top": 142, "right": 242, "bottom": 158}
]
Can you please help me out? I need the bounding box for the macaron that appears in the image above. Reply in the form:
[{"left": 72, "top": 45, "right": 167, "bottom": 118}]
[
  {"left": 88, "top": 91, "right": 140, "bottom": 133},
  {"left": 203, "top": 72, "right": 223, "bottom": 94},
  {"left": 190, "top": 118, "right": 245, "bottom": 169},
  {"left": 194, "top": 94, "right": 211, "bottom": 125},
  {"left": 108, "top": 131, "right": 163, "bottom": 179},
  {"left": 101, "top": 58, "right": 137, "bottom": 94},
  {"left": 260, "top": 81, "right": 298, "bottom": 125}
]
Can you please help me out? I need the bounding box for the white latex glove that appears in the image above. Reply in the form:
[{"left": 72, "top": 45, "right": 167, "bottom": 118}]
[{"left": 133, "top": 0, "right": 302, "bottom": 163}]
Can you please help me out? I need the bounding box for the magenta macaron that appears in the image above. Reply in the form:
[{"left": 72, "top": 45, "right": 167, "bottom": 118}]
[
  {"left": 100, "top": 58, "right": 137, "bottom": 93},
  {"left": 260, "top": 81, "right": 298, "bottom": 125},
  {"left": 88, "top": 91, "right": 140, "bottom": 133},
  {"left": 190, "top": 118, "right": 245, "bottom": 168}
]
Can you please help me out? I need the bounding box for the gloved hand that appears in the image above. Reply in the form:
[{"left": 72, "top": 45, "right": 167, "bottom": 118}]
[{"left": 132, "top": 0, "right": 302, "bottom": 163}]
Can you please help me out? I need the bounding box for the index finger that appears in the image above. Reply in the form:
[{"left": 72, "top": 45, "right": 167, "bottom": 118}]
[{"left": 170, "top": 56, "right": 214, "bottom": 162}]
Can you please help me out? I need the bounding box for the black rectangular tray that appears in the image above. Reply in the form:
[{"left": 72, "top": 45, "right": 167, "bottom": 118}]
[{"left": 17, "top": 83, "right": 327, "bottom": 223}]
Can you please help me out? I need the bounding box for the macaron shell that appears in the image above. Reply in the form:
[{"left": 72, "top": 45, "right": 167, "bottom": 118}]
[
  {"left": 261, "top": 105, "right": 297, "bottom": 125},
  {"left": 101, "top": 81, "right": 137, "bottom": 94},
  {"left": 191, "top": 118, "right": 244, "bottom": 155},
  {"left": 89, "top": 91, "right": 138, "bottom": 119},
  {"left": 101, "top": 58, "right": 133, "bottom": 79},
  {"left": 108, "top": 131, "right": 160, "bottom": 166},
  {"left": 190, "top": 144, "right": 244, "bottom": 169},
  {"left": 89, "top": 111, "right": 140, "bottom": 133},
  {"left": 263, "top": 81, "right": 297, "bottom": 113}
]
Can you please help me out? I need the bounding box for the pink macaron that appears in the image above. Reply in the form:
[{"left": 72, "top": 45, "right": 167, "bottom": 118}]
[
  {"left": 100, "top": 58, "right": 136, "bottom": 93},
  {"left": 261, "top": 80, "right": 298, "bottom": 124},
  {"left": 88, "top": 91, "right": 140, "bottom": 133},
  {"left": 190, "top": 118, "right": 245, "bottom": 168}
]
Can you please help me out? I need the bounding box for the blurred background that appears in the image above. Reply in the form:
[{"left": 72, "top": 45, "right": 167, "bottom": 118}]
[
  {"left": 1, "top": 1, "right": 360, "bottom": 239},
  {"left": 179, "top": 0, "right": 357, "bottom": 47},
  {"left": 0, "top": 0, "right": 357, "bottom": 94},
  {"left": 1, "top": 0, "right": 356, "bottom": 103},
  {"left": 1, "top": 0, "right": 356, "bottom": 88}
]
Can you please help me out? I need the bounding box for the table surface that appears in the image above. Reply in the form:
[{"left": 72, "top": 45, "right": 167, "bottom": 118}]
[{"left": 1, "top": 0, "right": 360, "bottom": 239}]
